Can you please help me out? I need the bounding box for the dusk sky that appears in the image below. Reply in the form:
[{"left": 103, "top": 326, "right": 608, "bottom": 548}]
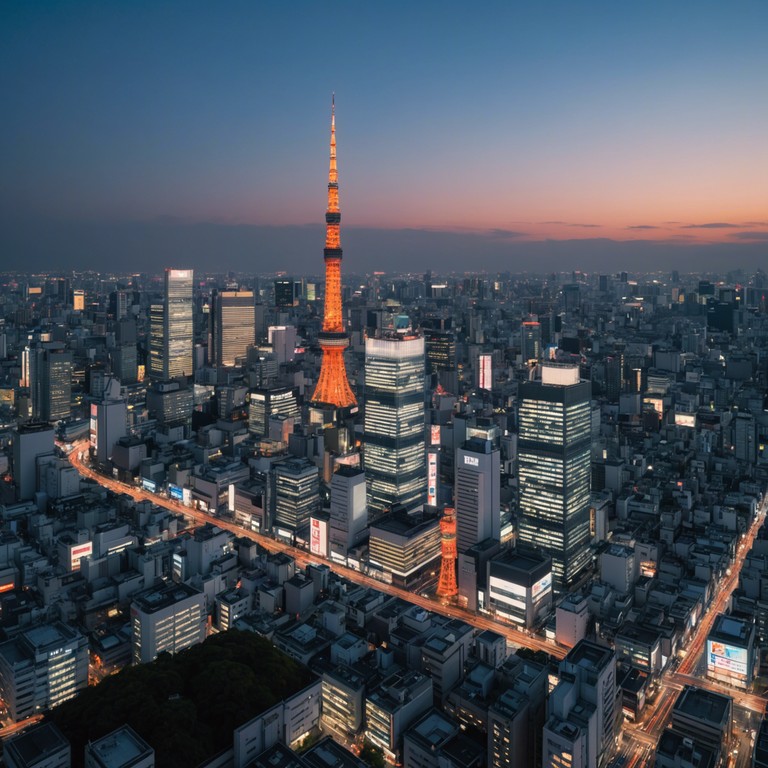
[{"left": 2, "top": 1, "right": 767, "bottom": 273}]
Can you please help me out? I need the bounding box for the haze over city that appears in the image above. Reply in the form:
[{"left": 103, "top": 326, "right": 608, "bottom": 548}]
[{"left": 2, "top": 1, "right": 767, "bottom": 272}]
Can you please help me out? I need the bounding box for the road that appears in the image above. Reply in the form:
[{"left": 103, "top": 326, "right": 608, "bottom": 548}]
[
  {"left": 66, "top": 440, "right": 567, "bottom": 659},
  {"left": 0, "top": 714, "right": 44, "bottom": 741},
  {"left": 617, "top": 493, "right": 768, "bottom": 767},
  {"left": 67, "top": 439, "right": 768, "bottom": 766}
]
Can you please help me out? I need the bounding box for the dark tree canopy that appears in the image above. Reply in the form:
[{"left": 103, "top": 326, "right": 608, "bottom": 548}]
[{"left": 49, "top": 630, "right": 314, "bottom": 768}]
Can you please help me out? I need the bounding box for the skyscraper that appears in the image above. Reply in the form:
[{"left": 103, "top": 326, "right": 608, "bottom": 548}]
[
  {"left": 455, "top": 436, "right": 500, "bottom": 553},
  {"left": 311, "top": 97, "right": 356, "bottom": 410},
  {"left": 29, "top": 346, "right": 72, "bottom": 423},
  {"left": 209, "top": 289, "right": 255, "bottom": 367},
  {"left": 517, "top": 365, "right": 592, "bottom": 588},
  {"left": 364, "top": 328, "right": 426, "bottom": 516},
  {"left": 149, "top": 268, "right": 194, "bottom": 381},
  {"left": 521, "top": 320, "right": 542, "bottom": 365}
]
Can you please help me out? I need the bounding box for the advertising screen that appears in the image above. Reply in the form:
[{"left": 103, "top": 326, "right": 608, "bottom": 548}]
[
  {"left": 430, "top": 425, "right": 441, "bottom": 446},
  {"left": 479, "top": 354, "right": 492, "bottom": 390},
  {"left": 532, "top": 573, "right": 552, "bottom": 599},
  {"left": 142, "top": 478, "right": 157, "bottom": 493},
  {"left": 168, "top": 484, "right": 183, "bottom": 501},
  {"left": 707, "top": 640, "right": 748, "bottom": 678},
  {"left": 675, "top": 412, "right": 696, "bottom": 428},
  {"left": 310, "top": 517, "right": 328, "bottom": 558},
  {"left": 71, "top": 541, "right": 93, "bottom": 571},
  {"left": 427, "top": 452, "right": 437, "bottom": 506}
]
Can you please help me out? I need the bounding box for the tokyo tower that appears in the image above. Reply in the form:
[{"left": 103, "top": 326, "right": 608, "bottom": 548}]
[{"left": 311, "top": 96, "right": 357, "bottom": 409}]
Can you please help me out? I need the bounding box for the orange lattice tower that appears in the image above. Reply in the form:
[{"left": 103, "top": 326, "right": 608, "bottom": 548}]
[
  {"left": 311, "top": 96, "right": 357, "bottom": 409},
  {"left": 437, "top": 506, "right": 458, "bottom": 598}
]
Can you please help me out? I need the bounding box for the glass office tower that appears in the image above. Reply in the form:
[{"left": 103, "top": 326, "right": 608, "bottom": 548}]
[
  {"left": 517, "top": 364, "right": 592, "bottom": 588},
  {"left": 364, "top": 330, "right": 426, "bottom": 517},
  {"left": 149, "top": 269, "right": 194, "bottom": 381}
]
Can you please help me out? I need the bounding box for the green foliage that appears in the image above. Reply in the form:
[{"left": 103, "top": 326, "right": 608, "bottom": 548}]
[
  {"left": 49, "top": 630, "right": 314, "bottom": 768},
  {"left": 359, "top": 741, "right": 386, "bottom": 768}
]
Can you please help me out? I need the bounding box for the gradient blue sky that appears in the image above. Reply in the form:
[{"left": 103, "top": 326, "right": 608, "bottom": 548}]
[{"left": 1, "top": 1, "right": 767, "bottom": 272}]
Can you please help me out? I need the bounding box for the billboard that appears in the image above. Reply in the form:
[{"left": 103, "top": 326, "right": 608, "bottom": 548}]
[
  {"left": 430, "top": 424, "right": 441, "bottom": 446},
  {"left": 675, "top": 412, "right": 696, "bottom": 428},
  {"left": 532, "top": 572, "right": 552, "bottom": 600},
  {"left": 310, "top": 517, "right": 328, "bottom": 558},
  {"left": 168, "top": 484, "right": 184, "bottom": 501},
  {"left": 90, "top": 403, "right": 98, "bottom": 449},
  {"left": 142, "top": 478, "right": 157, "bottom": 493},
  {"left": 427, "top": 452, "right": 438, "bottom": 506},
  {"left": 479, "top": 354, "right": 492, "bottom": 390},
  {"left": 70, "top": 541, "right": 93, "bottom": 571},
  {"left": 707, "top": 640, "right": 748, "bottom": 678}
]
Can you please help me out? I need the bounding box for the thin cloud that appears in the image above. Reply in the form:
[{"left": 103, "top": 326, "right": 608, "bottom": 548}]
[
  {"left": 486, "top": 228, "right": 528, "bottom": 239},
  {"left": 626, "top": 225, "right": 659, "bottom": 230},
  {"left": 540, "top": 221, "right": 602, "bottom": 228},
  {"left": 730, "top": 231, "right": 768, "bottom": 241},
  {"left": 681, "top": 222, "right": 740, "bottom": 229}
]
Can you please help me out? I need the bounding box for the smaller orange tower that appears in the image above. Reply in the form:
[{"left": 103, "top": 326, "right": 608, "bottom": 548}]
[{"left": 437, "top": 506, "right": 458, "bottom": 598}]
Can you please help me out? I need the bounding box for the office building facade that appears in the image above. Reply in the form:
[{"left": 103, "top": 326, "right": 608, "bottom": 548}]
[
  {"left": 518, "top": 365, "right": 592, "bottom": 588},
  {"left": 364, "top": 333, "right": 426, "bottom": 516},
  {"left": 149, "top": 268, "right": 194, "bottom": 381},
  {"left": 455, "top": 437, "right": 500, "bottom": 554},
  {"left": 210, "top": 289, "right": 255, "bottom": 367}
]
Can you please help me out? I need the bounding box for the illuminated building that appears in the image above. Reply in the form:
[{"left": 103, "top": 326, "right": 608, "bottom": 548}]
[
  {"left": 248, "top": 386, "right": 299, "bottom": 437},
  {"left": 311, "top": 98, "right": 356, "bottom": 410},
  {"left": 131, "top": 581, "right": 206, "bottom": 665},
  {"left": 274, "top": 458, "right": 320, "bottom": 538},
  {"left": 0, "top": 622, "right": 88, "bottom": 721},
  {"left": 517, "top": 365, "right": 591, "bottom": 589},
  {"left": 706, "top": 613, "right": 756, "bottom": 689},
  {"left": 73, "top": 289, "right": 85, "bottom": 311},
  {"left": 364, "top": 330, "right": 426, "bottom": 516},
  {"left": 210, "top": 289, "right": 255, "bottom": 367},
  {"left": 149, "top": 268, "right": 194, "bottom": 381},
  {"left": 274, "top": 278, "right": 297, "bottom": 308},
  {"left": 29, "top": 346, "right": 72, "bottom": 423},
  {"left": 437, "top": 506, "right": 458, "bottom": 598},
  {"left": 487, "top": 549, "right": 552, "bottom": 629}
]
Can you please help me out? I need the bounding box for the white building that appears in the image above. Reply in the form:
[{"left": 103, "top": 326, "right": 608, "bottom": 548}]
[
  {"left": 131, "top": 582, "right": 206, "bottom": 665},
  {"left": 329, "top": 466, "right": 368, "bottom": 561},
  {"left": 556, "top": 594, "right": 590, "bottom": 649},
  {"left": 0, "top": 622, "right": 88, "bottom": 721},
  {"left": 12, "top": 423, "right": 54, "bottom": 501}
]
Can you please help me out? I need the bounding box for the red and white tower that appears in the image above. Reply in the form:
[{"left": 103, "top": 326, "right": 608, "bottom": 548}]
[
  {"left": 311, "top": 96, "right": 356, "bottom": 409},
  {"left": 437, "top": 506, "right": 458, "bottom": 599}
]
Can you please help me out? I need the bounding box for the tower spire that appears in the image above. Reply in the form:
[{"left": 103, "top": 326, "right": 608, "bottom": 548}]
[{"left": 312, "top": 96, "right": 357, "bottom": 409}]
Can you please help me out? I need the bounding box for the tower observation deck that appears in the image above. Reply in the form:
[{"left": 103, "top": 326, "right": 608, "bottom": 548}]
[{"left": 311, "top": 96, "right": 357, "bottom": 410}]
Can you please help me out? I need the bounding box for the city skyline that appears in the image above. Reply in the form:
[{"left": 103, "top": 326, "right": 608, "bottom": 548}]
[{"left": 2, "top": 1, "right": 767, "bottom": 273}]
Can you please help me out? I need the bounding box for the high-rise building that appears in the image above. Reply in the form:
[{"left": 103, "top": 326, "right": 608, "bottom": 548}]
[
  {"left": 131, "top": 582, "right": 206, "bottom": 665},
  {"left": 329, "top": 466, "right": 368, "bottom": 561},
  {"left": 517, "top": 365, "right": 592, "bottom": 589},
  {"left": 274, "top": 278, "right": 297, "bottom": 308},
  {"left": 29, "top": 346, "right": 72, "bottom": 423},
  {"left": 90, "top": 377, "right": 127, "bottom": 466},
  {"left": 210, "top": 289, "right": 255, "bottom": 367},
  {"left": 521, "top": 320, "right": 542, "bottom": 365},
  {"left": 149, "top": 268, "right": 194, "bottom": 381},
  {"left": 364, "top": 331, "right": 426, "bottom": 516},
  {"left": 455, "top": 437, "right": 500, "bottom": 553},
  {"left": 274, "top": 458, "right": 320, "bottom": 536},
  {"left": 311, "top": 97, "right": 356, "bottom": 410},
  {"left": 12, "top": 422, "right": 54, "bottom": 501}
]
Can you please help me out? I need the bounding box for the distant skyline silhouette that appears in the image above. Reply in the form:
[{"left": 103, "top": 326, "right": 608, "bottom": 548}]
[{"left": 2, "top": 1, "right": 766, "bottom": 271}]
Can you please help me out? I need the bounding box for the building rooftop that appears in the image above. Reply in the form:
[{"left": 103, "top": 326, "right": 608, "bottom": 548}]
[
  {"left": 674, "top": 686, "right": 732, "bottom": 726},
  {"left": 566, "top": 639, "right": 614, "bottom": 672},
  {"left": 303, "top": 736, "right": 367, "bottom": 768},
  {"left": 87, "top": 725, "right": 154, "bottom": 768},
  {"left": 4, "top": 722, "right": 70, "bottom": 768},
  {"left": 132, "top": 581, "right": 201, "bottom": 614}
]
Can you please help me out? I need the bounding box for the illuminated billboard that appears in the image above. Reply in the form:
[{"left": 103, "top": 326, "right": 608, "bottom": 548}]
[
  {"left": 90, "top": 403, "right": 98, "bottom": 449},
  {"left": 532, "top": 573, "right": 552, "bottom": 600},
  {"left": 168, "top": 484, "right": 183, "bottom": 501},
  {"left": 427, "top": 452, "right": 437, "bottom": 506},
  {"left": 675, "top": 412, "right": 696, "bottom": 428},
  {"left": 430, "top": 425, "right": 441, "bottom": 446},
  {"left": 479, "top": 354, "right": 492, "bottom": 390},
  {"left": 142, "top": 478, "right": 157, "bottom": 493},
  {"left": 310, "top": 517, "right": 328, "bottom": 558},
  {"left": 70, "top": 541, "right": 93, "bottom": 571},
  {"left": 707, "top": 640, "right": 748, "bottom": 678}
]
